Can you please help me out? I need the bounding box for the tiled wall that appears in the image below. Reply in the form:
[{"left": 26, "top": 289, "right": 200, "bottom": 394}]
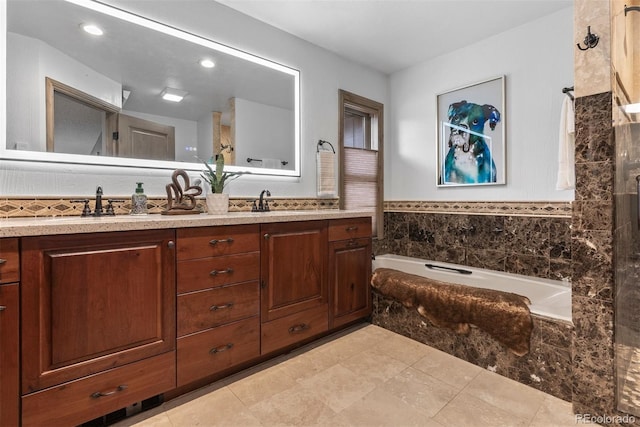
[
  {"left": 0, "top": 197, "right": 339, "bottom": 218},
  {"left": 374, "top": 202, "right": 572, "bottom": 281},
  {"left": 571, "top": 91, "right": 617, "bottom": 417}
]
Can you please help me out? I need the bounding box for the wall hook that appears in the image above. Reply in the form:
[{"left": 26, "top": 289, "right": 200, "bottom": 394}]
[{"left": 577, "top": 26, "right": 599, "bottom": 51}]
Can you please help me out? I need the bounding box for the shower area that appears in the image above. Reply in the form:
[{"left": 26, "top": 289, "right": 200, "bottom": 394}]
[{"left": 613, "top": 0, "right": 640, "bottom": 416}]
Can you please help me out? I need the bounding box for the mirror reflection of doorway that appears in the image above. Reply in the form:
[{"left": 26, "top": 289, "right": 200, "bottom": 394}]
[
  {"left": 46, "top": 77, "right": 175, "bottom": 161},
  {"left": 110, "top": 114, "right": 175, "bottom": 161}
]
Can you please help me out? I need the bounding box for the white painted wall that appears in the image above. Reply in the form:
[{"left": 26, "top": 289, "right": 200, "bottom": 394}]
[
  {"left": 234, "top": 97, "right": 294, "bottom": 170},
  {"left": 0, "top": 0, "right": 389, "bottom": 198},
  {"left": 386, "top": 7, "right": 574, "bottom": 201}
]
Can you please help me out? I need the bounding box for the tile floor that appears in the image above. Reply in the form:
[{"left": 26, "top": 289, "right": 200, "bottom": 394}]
[{"left": 115, "top": 323, "right": 588, "bottom": 427}]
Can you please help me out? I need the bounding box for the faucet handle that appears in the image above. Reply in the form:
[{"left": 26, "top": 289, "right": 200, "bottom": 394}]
[
  {"left": 105, "top": 199, "right": 125, "bottom": 216},
  {"left": 71, "top": 199, "right": 91, "bottom": 217},
  {"left": 264, "top": 199, "right": 270, "bottom": 212}
]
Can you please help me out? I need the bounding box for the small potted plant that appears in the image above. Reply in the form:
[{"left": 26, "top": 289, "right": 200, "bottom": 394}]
[{"left": 201, "top": 154, "right": 247, "bottom": 214}]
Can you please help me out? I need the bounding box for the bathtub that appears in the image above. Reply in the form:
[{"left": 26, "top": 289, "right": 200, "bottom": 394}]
[{"left": 372, "top": 254, "right": 572, "bottom": 322}]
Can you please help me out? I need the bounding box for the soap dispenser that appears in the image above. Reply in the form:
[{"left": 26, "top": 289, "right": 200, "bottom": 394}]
[{"left": 130, "top": 182, "right": 148, "bottom": 215}]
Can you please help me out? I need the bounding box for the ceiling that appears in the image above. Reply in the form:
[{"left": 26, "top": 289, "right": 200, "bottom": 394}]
[{"left": 216, "top": 0, "right": 573, "bottom": 75}]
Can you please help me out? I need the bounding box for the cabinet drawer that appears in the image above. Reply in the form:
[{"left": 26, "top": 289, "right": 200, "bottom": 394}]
[
  {"left": 177, "top": 317, "right": 260, "bottom": 387},
  {"left": 177, "top": 225, "right": 259, "bottom": 260},
  {"left": 0, "top": 238, "right": 19, "bottom": 284},
  {"left": 328, "top": 218, "right": 372, "bottom": 242},
  {"left": 261, "top": 304, "right": 328, "bottom": 355},
  {"left": 178, "top": 281, "right": 260, "bottom": 336},
  {"left": 177, "top": 252, "right": 260, "bottom": 293},
  {"left": 21, "top": 351, "right": 175, "bottom": 427}
]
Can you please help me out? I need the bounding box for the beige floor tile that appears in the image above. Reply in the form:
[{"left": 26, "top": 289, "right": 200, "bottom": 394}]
[
  {"left": 460, "top": 369, "right": 547, "bottom": 420},
  {"left": 277, "top": 350, "right": 339, "bottom": 382},
  {"left": 372, "top": 332, "right": 433, "bottom": 365},
  {"left": 247, "top": 382, "right": 337, "bottom": 426},
  {"left": 381, "top": 366, "right": 461, "bottom": 417},
  {"left": 226, "top": 364, "right": 298, "bottom": 407},
  {"left": 433, "top": 392, "right": 530, "bottom": 427},
  {"left": 299, "top": 364, "right": 377, "bottom": 413},
  {"left": 339, "top": 347, "right": 409, "bottom": 384},
  {"left": 312, "top": 330, "right": 378, "bottom": 364},
  {"left": 334, "top": 387, "right": 443, "bottom": 427},
  {"left": 411, "top": 347, "right": 482, "bottom": 389},
  {"left": 530, "top": 395, "right": 594, "bottom": 426},
  {"left": 164, "top": 386, "right": 261, "bottom": 426}
]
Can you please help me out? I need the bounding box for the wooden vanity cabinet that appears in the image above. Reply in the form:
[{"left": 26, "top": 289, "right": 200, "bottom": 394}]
[
  {"left": 176, "top": 225, "right": 261, "bottom": 387},
  {"left": 328, "top": 218, "right": 373, "bottom": 329},
  {"left": 260, "top": 220, "right": 329, "bottom": 354},
  {"left": 0, "top": 238, "right": 20, "bottom": 427},
  {"left": 20, "top": 230, "right": 176, "bottom": 426}
]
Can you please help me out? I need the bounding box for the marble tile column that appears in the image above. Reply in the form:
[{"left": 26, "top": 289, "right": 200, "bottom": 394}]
[{"left": 571, "top": 91, "right": 616, "bottom": 416}]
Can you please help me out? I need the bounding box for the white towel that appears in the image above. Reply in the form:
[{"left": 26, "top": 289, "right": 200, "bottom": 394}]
[
  {"left": 261, "top": 158, "right": 282, "bottom": 169},
  {"left": 556, "top": 96, "right": 575, "bottom": 190},
  {"left": 317, "top": 151, "right": 336, "bottom": 197}
]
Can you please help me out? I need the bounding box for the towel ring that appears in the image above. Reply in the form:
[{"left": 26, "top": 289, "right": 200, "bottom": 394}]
[{"left": 317, "top": 140, "right": 335, "bottom": 153}]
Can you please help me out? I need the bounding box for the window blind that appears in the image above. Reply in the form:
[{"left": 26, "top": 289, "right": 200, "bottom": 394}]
[{"left": 343, "top": 147, "right": 380, "bottom": 235}]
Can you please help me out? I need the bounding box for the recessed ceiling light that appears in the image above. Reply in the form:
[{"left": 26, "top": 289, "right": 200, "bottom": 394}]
[
  {"left": 161, "top": 87, "right": 188, "bottom": 103},
  {"left": 82, "top": 24, "right": 104, "bottom": 36},
  {"left": 200, "top": 59, "right": 215, "bottom": 68}
]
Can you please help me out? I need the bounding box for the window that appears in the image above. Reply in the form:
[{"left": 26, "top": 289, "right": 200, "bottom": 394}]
[{"left": 339, "top": 90, "right": 384, "bottom": 237}]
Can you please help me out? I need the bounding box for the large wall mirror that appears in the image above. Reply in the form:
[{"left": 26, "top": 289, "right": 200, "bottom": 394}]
[{"left": 2, "top": 0, "right": 300, "bottom": 176}]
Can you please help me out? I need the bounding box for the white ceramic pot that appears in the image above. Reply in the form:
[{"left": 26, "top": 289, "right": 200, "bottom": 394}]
[{"left": 206, "top": 193, "right": 229, "bottom": 214}]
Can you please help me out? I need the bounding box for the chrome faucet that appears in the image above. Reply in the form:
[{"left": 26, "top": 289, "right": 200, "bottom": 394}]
[{"left": 252, "top": 189, "right": 271, "bottom": 212}]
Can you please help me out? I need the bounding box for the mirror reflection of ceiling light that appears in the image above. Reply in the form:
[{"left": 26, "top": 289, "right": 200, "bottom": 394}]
[
  {"left": 200, "top": 59, "right": 215, "bottom": 68},
  {"left": 161, "top": 87, "right": 188, "bottom": 102},
  {"left": 82, "top": 24, "right": 103, "bottom": 36},
  {"left": 623, "top": 103, "right": 640, "bottom": 114}
]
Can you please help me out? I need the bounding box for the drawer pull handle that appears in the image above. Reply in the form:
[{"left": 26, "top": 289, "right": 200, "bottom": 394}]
[
  {"left": 209, "top": 238, "right": 234, "bottom": 246},
  {"left": 210, "top": 343, "right": 234, "bottom": 354},
  {"left": 346, "top": 226, "right": 358, "bottom": 231},
  {"left": 90, "top": 385, "right": 127, "bottom": 399},
  {"left": 209, "top": 268, "right": 233, "bottom": 276},
  {"left": 288, "top": 323, "right": 310, "bottom": 334},
  {"left": 0, "top": 306, "right": 6, "bottom": 312},
  {"left": 0, "top": 259, "right": 5, "bottom": 265},
  {"left": 210, "top": 302, "right": 234, "bottom": 311},
  {"left": 346, "top": 239, "right": 358, "bottom": 247}
]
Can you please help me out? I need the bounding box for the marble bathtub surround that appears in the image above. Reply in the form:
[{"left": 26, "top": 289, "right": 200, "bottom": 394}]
[
  {"left": 374, "top": 211, "right": 572, "bottom": 282},
  {"left": 371, "top": 292, "right": 574, "bottom": 402},
  {"left": 371, "top": 268, "right": 534, "bottom": 356}
]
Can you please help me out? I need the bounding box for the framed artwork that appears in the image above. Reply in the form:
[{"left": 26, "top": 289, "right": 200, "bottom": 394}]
[{"left": 436, "top": 75, "right": 505, "bottom": 187}]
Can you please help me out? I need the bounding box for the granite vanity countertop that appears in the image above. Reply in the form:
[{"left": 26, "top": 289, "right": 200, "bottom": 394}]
[{"left": 0, "top": 210, "right": 373, "bottom": 237}]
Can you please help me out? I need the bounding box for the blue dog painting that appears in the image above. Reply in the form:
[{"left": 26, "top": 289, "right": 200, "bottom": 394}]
[{"left": 443, "top": 100, "right": 501, "bottom": 184}]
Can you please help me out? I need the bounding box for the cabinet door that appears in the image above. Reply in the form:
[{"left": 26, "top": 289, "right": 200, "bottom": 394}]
[
  {"left": 329, "top": 237, "right": 372, "bottom": 329},
  {"left": 21, "top": 230, "right": 176, "bottom": 393},
  {"left": 261, "top": 221, "right": 327, "bottom": 322},
  {"left": 0, "top": 283, "right": 19, "bottom": 427}
]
